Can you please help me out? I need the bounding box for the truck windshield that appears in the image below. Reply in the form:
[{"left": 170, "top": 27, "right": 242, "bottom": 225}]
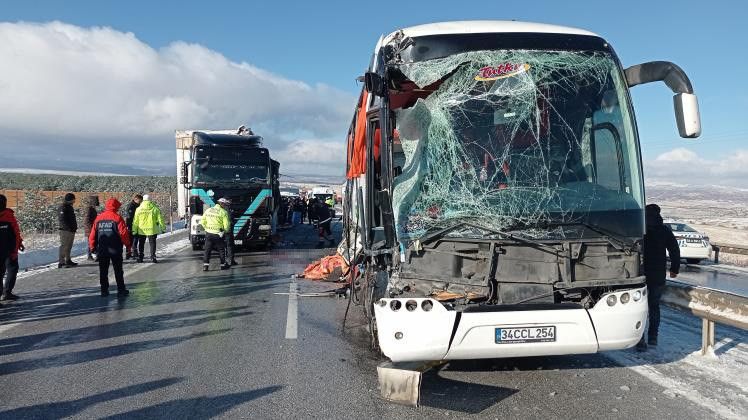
[
  {"left": 391, "top": 49, "right": 643, "bottom": 241},
  {"left": 194, "top": 147, "right": 268, "bottom": 185}
]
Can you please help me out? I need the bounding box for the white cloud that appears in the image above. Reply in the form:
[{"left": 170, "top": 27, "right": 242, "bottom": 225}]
[
  {"left": 655, "top": 148, "right": 699, "bottom": 162},
  {"left": 646, "top": 148, "right": 748, "bottom": 186},
  {"left": 0, "top": 21, "right": 354, "bottom": 176}
]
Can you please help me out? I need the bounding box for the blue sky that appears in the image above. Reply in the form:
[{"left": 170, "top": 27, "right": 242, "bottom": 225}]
[{"left": 1, "top": 0, "right": 746, "bottom": 183}]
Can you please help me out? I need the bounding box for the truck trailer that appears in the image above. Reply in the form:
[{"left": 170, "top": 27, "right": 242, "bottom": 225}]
[
  {"left": 176, "top": 128, "right": 280, "bottom": 250},
  {"left": 343, "top": 21, "right": 701, "bottom": 363}
]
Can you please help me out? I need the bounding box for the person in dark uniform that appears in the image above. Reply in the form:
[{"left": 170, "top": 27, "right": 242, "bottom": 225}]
[
  {"left": 89, "top": 198, "right": 132, "bottom": 297},
  {"left": 221, "top": 198, "right": 238, "bottom": 266},
  {"left": 82, "top": 195, "right": 99, "bottom": 261},
  {"left": 637, "top": 203, "right": 680, "bottom": 351},
  {"left": 58, "top": 193, "right": 78, "bottom": 268},
  {"left": 311, "top": 198, "right": 334, "bottom": 248},
  {"left": 125, "top": 194, "right": 142, "bottom": 259}
]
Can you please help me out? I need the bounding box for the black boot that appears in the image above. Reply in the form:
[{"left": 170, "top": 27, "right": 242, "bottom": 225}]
[{"left": 203, "top": 264, "right": 209, "bottom": 272}]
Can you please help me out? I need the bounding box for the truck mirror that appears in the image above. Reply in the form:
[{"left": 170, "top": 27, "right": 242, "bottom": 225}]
[
  {"left": 365, "top": 72, "right": 385, "bottom": 97},
  {"left": 180, "top": 161, "right": 189, "bottom": 177},
  {"left": 673, "top": 93, "right": 701, "bottom": 138},
  {"left": 180, "top": 175, "right": 188, "bottom": 185}
]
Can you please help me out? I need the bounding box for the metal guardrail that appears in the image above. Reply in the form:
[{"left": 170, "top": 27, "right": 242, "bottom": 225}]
[
  {"left": 712, "top": 242, "right": 748, "bottom": 264},
  {"left": 662, "top": 280, "right": 747, "bottom": 355}
]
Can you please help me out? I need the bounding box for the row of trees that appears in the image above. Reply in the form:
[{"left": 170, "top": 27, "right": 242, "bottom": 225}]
[{"left": 0, "top": 172, "right": 175, "bottom": 192}]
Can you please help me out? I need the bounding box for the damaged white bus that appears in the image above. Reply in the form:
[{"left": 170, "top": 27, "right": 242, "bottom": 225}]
[{"left": 343, "top": 21, "right": 700, "bottom": 363}]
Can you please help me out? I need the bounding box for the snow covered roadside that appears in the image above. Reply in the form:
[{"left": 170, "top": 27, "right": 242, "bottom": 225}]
[
  {"left": 605, "top": 306, "right": 747, "bottom": 419},
  {"left": 16, "top": 228, "right": 188, "bottom": 279}
]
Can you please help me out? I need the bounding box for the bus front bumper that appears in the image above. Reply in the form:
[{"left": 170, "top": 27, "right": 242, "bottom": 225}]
[{"left": 373, "top": 286, "right": 648, "bottom": 363}]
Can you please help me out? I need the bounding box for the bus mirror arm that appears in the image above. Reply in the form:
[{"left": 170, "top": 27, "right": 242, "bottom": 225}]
[{"left": 624, "top": 61, "right": 701, "bottom": 138}]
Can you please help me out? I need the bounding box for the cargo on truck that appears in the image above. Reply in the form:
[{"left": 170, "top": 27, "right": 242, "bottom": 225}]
[
  {"left": 342, "top": 20, "right": 701, "bottom": 363},
  {"left": 176, "top": 127, "right": 280, "bottom": 250}
]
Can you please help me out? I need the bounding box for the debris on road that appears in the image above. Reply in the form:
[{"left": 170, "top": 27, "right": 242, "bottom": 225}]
[{"left": 297, "top": 254, "right": 349, "bottom": 281}]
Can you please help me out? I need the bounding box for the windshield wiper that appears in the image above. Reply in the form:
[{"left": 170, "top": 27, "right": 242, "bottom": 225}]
[
  {"left": 545, "top": 222, "right": 633, "bottom": 251},
  {"left": 417, "top": 221, "right": 564, "bottom": 257}
]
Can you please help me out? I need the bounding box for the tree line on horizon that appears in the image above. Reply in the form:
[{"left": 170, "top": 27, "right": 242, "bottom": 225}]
[{"left": 0, "top": 172, "right": 175, "bottom": 193}]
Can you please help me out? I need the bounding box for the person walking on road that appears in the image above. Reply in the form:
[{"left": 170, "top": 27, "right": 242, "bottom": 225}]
[
  {"left": 125, "top": 194, "right": 142, "bottom": 259},
  {"left": 0, "top": 194, "right": 24, "bottom": 301},
  {"left": 637, "top": 203, "right": 680, "bottom": 351},
  {"left": 89, "top": 198, "right": 132, "bottom": 297},
  {"left": 132, "top": 194, "right": 165, "bottom": 263},
  {"left": 220, "top": 198, "right": 238, "bottom": 266},
  {"left": 311, "top": 198, "right": 335, "bottom": 248},
  {"left": 82, "top": 195, "right": 99, "bottom": 261},
  {"left": 200, "top": 197, "right": 231, "bottom": 271},
  {"left": 58, "top": 192, "right": 78, "bottom": 268}
]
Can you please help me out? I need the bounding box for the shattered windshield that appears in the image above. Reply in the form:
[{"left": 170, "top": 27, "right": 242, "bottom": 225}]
[
  {"left": 391, "top": 49, "right": 643, "bottom": 241},
  {"left": 194, "top": 147, "right": 269, "bottom": 185}
]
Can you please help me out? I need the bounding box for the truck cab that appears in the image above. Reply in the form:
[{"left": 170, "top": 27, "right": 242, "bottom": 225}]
[
  {"left": 177, "top": 130, "right": 280, "bottom": 250},
  {"left": 344, "top": 21, "right": 701, "bottom": 362}
]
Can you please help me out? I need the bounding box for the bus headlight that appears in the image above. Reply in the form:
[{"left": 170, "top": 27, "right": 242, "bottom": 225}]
[
  {"left": 620, "top": 292, "right": 630, "bottom": 304},
  {"left": 633, "top": 291, "right": 642, "bottom": 302},
  {"left": 606, "top": 295, "right": 617, "bottom": 306}
]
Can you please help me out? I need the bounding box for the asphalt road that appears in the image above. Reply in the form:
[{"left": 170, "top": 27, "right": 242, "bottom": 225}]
[{"left": 0, "top": 223, "right": 722, "bottom": 419}]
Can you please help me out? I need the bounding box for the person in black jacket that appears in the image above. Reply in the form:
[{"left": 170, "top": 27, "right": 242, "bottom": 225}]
[
  {"left": 82, "top": 195, "right": 99, "bottom": 261},
  {"left": 124, "top": 194, "right": 142, "bottom": 259},
  {"left": 58, "top": 192, "right": 78, "bottom": 268},
  {"left": 637, "top": 204, "right": 680, "bottom": 351}
]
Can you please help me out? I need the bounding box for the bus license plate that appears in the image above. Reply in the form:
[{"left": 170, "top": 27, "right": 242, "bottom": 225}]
[
  {"left": 234, "top": 240, "right": 243, "bottom": 245},
  {"left": 495, "top": 326, "right": 556, "bottom": 344}
]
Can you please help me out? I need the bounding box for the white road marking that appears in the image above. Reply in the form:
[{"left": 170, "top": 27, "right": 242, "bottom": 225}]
[{"left": 285, "top": 280, "right": 298, "bottom": 339}]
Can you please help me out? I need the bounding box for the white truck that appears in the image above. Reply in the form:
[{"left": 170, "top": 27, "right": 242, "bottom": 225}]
[{"left": 343, "top": 21, "right": 701, "bottom": 364}]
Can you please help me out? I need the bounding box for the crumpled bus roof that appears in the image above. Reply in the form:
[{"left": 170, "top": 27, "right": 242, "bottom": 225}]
[{"left": 381, "top": 21, "right": 599, "bottom": 47}]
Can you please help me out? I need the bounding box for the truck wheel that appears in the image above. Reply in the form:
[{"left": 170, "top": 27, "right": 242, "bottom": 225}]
[{"left": 192, "top": 244, "right": 202, "bottom": 251}]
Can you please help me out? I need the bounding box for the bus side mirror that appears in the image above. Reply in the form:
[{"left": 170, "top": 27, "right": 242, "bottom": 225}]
[
  {"left": 365, "top": 72, "right": 385, "bottom": 97},
  {"left": 624, "top": 61, "right": 701, "bottom": 139},
  {"left": 674, "top": 93, "right": 701, "bottom": 138}
]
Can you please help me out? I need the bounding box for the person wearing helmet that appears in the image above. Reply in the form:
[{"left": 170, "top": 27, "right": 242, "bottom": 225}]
[{"left": 200, "top": 198, "right": 231, "bottom": 271}]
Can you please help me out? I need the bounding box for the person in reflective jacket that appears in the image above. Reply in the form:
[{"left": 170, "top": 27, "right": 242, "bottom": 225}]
[
  {"left": 132, "top": 194, "right": 165, "bottom": 263},
  {"left": 89, "top": 198, "right": 132, "bottom": 297},
  {"left": 200, "top": 198, "right": 231, "bottom": 271},
  {"left": 637, "top": 203, "right": 680, "bottom": 351}
]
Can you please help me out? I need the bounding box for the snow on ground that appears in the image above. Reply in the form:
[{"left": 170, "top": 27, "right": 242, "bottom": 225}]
[
  {"left": 17, "top": 222, "right": 186, "bottom": 271},
  {"left": 606, "top": 305, "right": 748, "bottom": 419},
  {"left": 16, "top": 228, "right": 187, "bottom": 279}
]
